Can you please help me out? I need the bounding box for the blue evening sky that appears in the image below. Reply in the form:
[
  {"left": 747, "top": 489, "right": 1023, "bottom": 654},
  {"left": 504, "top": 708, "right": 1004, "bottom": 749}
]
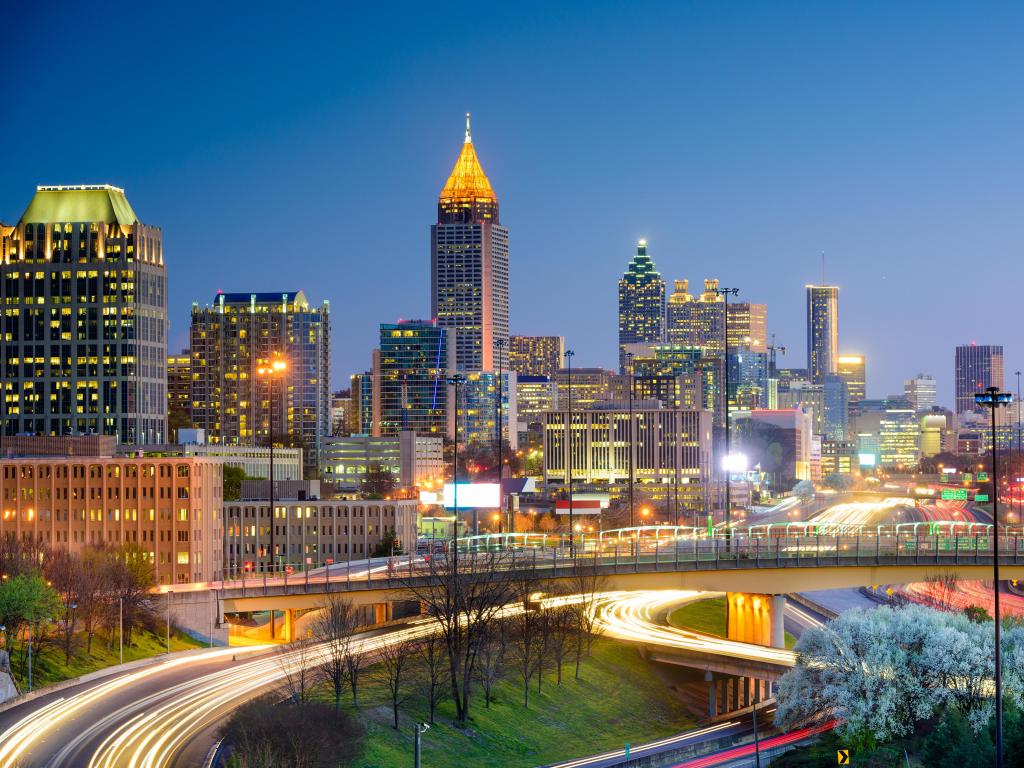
[{"left": 4, "top": 1, "right": 1023, "bottom": 405}]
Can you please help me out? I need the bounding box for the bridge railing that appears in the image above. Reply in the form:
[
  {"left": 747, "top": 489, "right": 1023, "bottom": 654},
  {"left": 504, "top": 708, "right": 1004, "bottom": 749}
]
[{"left": 215, "top": 529, "right": 1024, "bottom": 596}]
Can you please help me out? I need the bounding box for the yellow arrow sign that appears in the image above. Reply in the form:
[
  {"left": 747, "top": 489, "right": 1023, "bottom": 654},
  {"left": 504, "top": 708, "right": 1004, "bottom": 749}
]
[{"left": 837, "top": 749, "right": 850, "bottom": 765}]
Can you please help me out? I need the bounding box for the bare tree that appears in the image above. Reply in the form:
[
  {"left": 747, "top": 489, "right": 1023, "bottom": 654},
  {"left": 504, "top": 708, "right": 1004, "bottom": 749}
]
[
  {"left": 278, "top": 635, "right": 317, "bottom": 703},
  {"left": 417, "top": 631, "right": 450, "bottom": 723},
  {"left": 376, "top": 635, "right": 418, "bottom": 729},
  {"left": 568, "top": 563, "right": 607, "bottom": 679},
  {"left": 44, "top": 549, "right": 81, "bottom": 664},
  {"left": 475, "top": 618, "right": 506, "bottom": 708},
  {"left": 925, "top": 571, "right": 960, "bottom": 612},
  {"left": 401, "top": 548, "right": 515, "bottom": 722},
  {"left": 547, "top": 604, "right": 576, "bottom": 685},
  {"left": 76, "top": 547, "right": 111, "bottom": 654},
  {"left": 310, "top": 595, "right": 359, "bottom": 711}
]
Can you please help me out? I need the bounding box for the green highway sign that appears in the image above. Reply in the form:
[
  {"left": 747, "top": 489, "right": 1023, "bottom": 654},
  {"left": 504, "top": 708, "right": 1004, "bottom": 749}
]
[
  {"left": 975, "top": 494, "right": 990, "bottom": 502},
  {"left": 978, "top": 471, "right": 989, "bottom": 482},
  {"left": 940, "top": 474, "right": 949, "bottom": 483},
  {"left": 941, "top": 489, "right": 969, "bottom": 501}
]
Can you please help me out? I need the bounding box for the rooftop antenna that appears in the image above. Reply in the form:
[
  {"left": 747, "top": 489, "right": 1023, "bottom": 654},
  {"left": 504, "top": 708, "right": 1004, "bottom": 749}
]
[
  {"left": 821, "top": 251, "right": 826, "bottom": 284},
  {"left": 465, "top": 112, "right": 472, "bottom": 143}
]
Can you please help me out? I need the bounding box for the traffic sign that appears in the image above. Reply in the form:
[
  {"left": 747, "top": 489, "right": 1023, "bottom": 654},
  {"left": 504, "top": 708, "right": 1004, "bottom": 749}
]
[
  {"left": 978, "top": 471, "right": 989, "bottom": 482},
  {"left": 975, "top": 494, "right": 990, "bottom": 502},
  {"left": 941, "top": 488, "right": 968, "bottom": 501},
  {"left": 838, "top": 750, "right": 850, "bottom": 765}
]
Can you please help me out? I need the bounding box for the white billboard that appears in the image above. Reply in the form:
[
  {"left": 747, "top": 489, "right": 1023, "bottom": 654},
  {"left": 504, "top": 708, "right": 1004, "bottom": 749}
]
[{"left": 442, "top": 483, "right": 500, "bottom": 509}]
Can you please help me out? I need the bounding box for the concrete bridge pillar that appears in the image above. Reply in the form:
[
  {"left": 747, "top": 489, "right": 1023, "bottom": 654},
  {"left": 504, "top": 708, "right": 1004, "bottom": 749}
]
[{"left": 726, "top": 592, "right": 786, "bottom": 649}]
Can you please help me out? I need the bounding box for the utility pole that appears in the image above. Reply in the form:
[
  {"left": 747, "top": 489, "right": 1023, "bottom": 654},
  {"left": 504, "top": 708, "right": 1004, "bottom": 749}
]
[
  {"left": 495, "top": 338, "right": 506, "bottom": 532},
  {"left": 448, "top": 375, "right": 466, "bottom": 572},
  {"left": 625, "top": 351, "right": 635, "bottom": 528}
]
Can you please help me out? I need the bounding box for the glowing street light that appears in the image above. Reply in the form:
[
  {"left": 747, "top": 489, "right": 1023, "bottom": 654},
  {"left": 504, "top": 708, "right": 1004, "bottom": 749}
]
[{"left": 258, "top": 354, "right": 287, "bottom": 577}]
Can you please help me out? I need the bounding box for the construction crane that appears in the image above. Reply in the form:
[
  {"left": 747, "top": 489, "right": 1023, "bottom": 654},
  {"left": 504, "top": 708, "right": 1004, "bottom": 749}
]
[{"left": 767, "top": 334, "right": 787, "bottom": 378}]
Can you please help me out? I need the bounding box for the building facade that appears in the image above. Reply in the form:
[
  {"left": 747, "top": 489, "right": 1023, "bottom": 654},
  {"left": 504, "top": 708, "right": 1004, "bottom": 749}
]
[
  {"left": 904, "top": 374, "right": 937, "bottom": 412},
  {"left": 543, "top": 401, "right": 712, "bottom": 494},
  {"left": 189, "top": 290, "right": 330, "bottom": 474},
  {"left": 224, "top": 496, "right": 418, "bottom": 574},
  {"left": 836, "top": 354, "right": 866, "bottom": 403},
  {"left": 457, "top": 370, "right": 518, "bottom": 449},
  {"left": 806, "top": 285, "right": 839, "bottom": 384},
  {"left": 0, "top": 455, "right": 222, "bottom": 584},
  {"left": 955, "top": 344, "right": 1005, "bottom": 421},
  {"left": 431, "top": 115, "right": 509, "bottom": 372},
  {"left": 320, "top": 432, "right": 444, "bottom": 490},
  {"left": 617, "top": 240, "right": 666, "bottom": 373},
  {"left": 727, "top": 302, "right": 767, "bottom": 354},
  {"left": 509, "top": 335, "right": 564, "bottom": 377},
  {"left": 1, "top": 185, "right": 167, "bottom": 444},
  {"left": 878, "top": 409, "right": 920, "bottom": 467},
  {"left": 167, "top": 349, "right": 192, "bottom": 439},
  {"left": 372, "top": 320, "right": 454, "bottom": 439},
  {"left": 664, "top": 279, "right": 726, "bottom": 357}
]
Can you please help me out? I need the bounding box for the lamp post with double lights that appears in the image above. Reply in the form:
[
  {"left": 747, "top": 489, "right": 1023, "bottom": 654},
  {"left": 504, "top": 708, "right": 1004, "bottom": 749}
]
[
  {"left": 713, "top": 287, "right": 740, "bottom": 542},
  {"left": 258, "top": 355, "right": 287, "bottom": 574},
  {"left": 624, "top": 351, "right": 635, "bottom": 528},
  {"left": 975, "top": 384, "right": 1012, "bottom": 768},
  {"left": 564, "top": 349, "right": 575, "bottom": 558},
  {"left": 495, "top": 338, "right": 507, "bottom": 533}
]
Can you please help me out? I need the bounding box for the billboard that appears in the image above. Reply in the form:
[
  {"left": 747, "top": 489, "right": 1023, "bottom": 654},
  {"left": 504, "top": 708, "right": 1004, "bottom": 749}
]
[{"left": 442, "top": 483, "right": 500, "bottom": 509}]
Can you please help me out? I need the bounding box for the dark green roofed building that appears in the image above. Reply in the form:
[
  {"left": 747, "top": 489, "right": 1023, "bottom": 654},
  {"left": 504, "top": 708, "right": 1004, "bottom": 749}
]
[{"left": 0, "top": 185, "right": 167, "bottom": 444}]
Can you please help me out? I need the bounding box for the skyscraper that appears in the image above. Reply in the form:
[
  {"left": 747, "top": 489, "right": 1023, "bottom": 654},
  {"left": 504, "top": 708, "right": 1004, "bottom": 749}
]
[
  {"left": 431, "top": 114, "right": 508, "bottom": 372},
  {"left": 617, "top": 239, "right": 666, "bottom": 372},
  {"left": 190, "top": 290, "right": 331, "bottom": 473},
  {"left": 0, "top": 185, "right": 167, "bottom": 443},
  {"left": 904, "top": 374, "right": 937, "bottom": 412},
  {"left": 372, "top": 320, "right": 454, "bottom": 439},
  {"left": 726, "top": 302, "right": 767, "bottom": 353},
  {"left": 666, "top": 280, "right": 693, "bottom": 345},
  {"left": 806, "top": 285, "right": 839, "bottom": 383},
  {"left": 836, "top": 354, "right": 866, "bottom": 403},
  {"left": 955, "top": 344, "right": 1005, "bottom": 418},
  {"left": 509, "top": 335, "right": 564, "bottom": 377},
  {"left": 167, "top": 349, "right": 192, "bottom": 440}
]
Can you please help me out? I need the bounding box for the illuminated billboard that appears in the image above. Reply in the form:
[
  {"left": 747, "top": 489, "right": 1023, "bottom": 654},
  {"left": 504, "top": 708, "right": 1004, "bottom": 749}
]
[
  {"left": 858, "top": 453, "right": 877, "bottom": 467},
  {"left": 442, "top": 483, "right": 500, "bottom": 509}
]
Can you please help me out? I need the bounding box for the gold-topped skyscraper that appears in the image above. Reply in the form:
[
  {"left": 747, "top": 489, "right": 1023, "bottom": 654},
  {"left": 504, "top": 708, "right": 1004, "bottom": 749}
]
[{"left": 431, "top": 114, "right": 509, "bottom": 371}]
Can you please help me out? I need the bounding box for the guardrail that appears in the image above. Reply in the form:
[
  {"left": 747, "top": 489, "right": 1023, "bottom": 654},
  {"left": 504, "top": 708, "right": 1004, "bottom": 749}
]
[{"left": 215, "top": 530, "right": 1024, "bottom": 598}]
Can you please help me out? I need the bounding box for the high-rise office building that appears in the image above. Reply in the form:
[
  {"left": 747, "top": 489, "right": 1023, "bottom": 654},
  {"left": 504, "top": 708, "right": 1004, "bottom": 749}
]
[
  {"left": 350, "top": 372, "right": 373, "bottom": 434},
  {"left": 666, "top": 280, "right": 694, "bottom": 345},
  {"left": 167, "top": 349, "right": 192, "bottom": 440},
  {"left": 727, "top": 302, "right": 767, "bottom": 354},
  {"left": 904, "top": 374, "right": 937, "bottom": 412},
  {"left": 458, "top": 370, "right": 518, "bottom": 449},
  {"left": 330, "top": 391, "right": 353, "bottom": 437},
  {"left": 189, "top": 290, "right": 330, "bottom": 473},
  {"left": 372, "top": 320, "right": 454, "bottom": 439},
  {"left": 431, "top": 115, "right": 508, "bottom": 372},
  {"left": 806, "top": 285, "right": 839, "bottom": 383},
  {"left": 822, "top": 374, "right": 849, "bottom": 440},
  {"left": 955, "top": 344, "right": 1004, "bottom": 418},
  {"left": 665, "top": 279, "right": 726, "bottom": 357},
  {"left": 509, "top": 335, "right": 564, "bottom": 377},
  {"left": 0, "top": 185, "right": 168, "bottom": 443},
  {"left": 618, "top": 239, "right": 665, "bottom": 373},
  {"left": 515, "top": 375, "right": 557, "bottom": 442},
  {"left": 836, "top": 354, "right": 866, "bottom": 403},
  {"left": 879, "top": 409, "right": 920, "bottom": 467}
]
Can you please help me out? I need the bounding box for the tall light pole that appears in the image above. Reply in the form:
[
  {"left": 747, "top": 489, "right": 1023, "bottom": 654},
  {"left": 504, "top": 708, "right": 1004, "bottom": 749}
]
[
  {"left": 673, "top": 376, "right": 681, "bottom": 527},
  {"left": 166, "top": 590, "right": 173, "bottom": 654},
  {"left": 448, "top": 375, "right": 466, "bottom": 570},
  {"left": 495, "top": 339, "right": 506, "bottom": 532},
  {"left": 564, "top": 350, "right": 575, "bottom": 558},
  {"left": 975, "top": 385, "right": 1012, "bottom": 768},
  {"left": 1017, "top": 371, "right": 1021, "bottom": 523},
  {"left": 258, "top": 355, "right": 287, "bottom": 574},
  {"left": 714, "top": 287, "right": 739, "bottom": 541},
  {"left": 625, "top": 351, "right": 635, "bottom": 528}
]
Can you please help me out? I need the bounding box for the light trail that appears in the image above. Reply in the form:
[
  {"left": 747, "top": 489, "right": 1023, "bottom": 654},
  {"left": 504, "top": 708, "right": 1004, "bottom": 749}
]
[
  {"left": 546, "top": 721, "right": 741, "bottom": 768},
  {"left": 593, "top": 591, "right": 796, "bottom": 667}
]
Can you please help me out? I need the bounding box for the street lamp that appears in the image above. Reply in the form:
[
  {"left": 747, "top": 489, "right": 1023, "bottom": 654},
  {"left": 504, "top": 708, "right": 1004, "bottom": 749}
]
[
  {"left": 713, "top": 287, "right": 740, "bottom": 542},
  {"left": 414, "top": 722, "right": 431, "bottom": 768},
  {"left": 495, "top": 338, "right": 507, "bottom": 532},
  {"left": 448, "top": 374, "right": 466, "bottom": 568},
  {"left": 975, "top": 384, "right": 1012, "bottom": 768},
  {"left": 625, "top": 351, "right": 635, "bottom": 528},
  {"left": 258, "top": 354, "right": 287, "bottom": 575},
  {"left": 564, "top": 350, "right": 576, "bottom": 558}
]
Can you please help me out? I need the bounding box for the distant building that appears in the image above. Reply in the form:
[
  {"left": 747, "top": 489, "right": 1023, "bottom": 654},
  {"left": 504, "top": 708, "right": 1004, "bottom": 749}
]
[
  {"left": 350, "top": 372, "right": 373, "bottom": 434},
  {"left": 161, "top": 431, "right": 302, "bottom": 481},
  {"left": 955, "top": 344, "right": 1004, "bottom": 420},
  {"left": 431, "top": 115, "right": 508, "bottom": 372},
  {"left": 920, "top": 413, "right": 947, "bottom": 458},
  {"left": 878, "top": 409, "right": 920, "bottom": 467},
  {"left": 821, "top": 439, "right": 856, "bottom": 476},
  {"left": 543, "top": 401, "right": 712, "bottom": 502},
  {"left": 456, "top": 370, "right": 517, "bottom": 449},
  {"left": 224, "top": 496, "right": 418, "bottom": 574},
  {"left": 167, "top": 349, "right": 192, "bottom": 440},
  {"left": 0, "top": 455, "right": 223, "bottom": 584},
  {"left": 515, "top": 375, "right": 556, "bottom": 443},
  {"left": 806, "top": 285, "right": 839, "bottom": 384},
  {"left": 372, "top": 320, "right": 454, "bottom": 439},
  {"left": 331, "top": 391, "right": 353, "bottom": 437},
  {"left": 822, "top": 374, "right": 849, "bottom": 440},
  {"left": 509, "top": 336, "right": 564, "bottom": 377},
  {"left": 778, "top": 381, "right": 825, "bottom": 436},
  {"left": 727, "top": 302, "right": 768, "bottom": 354},
  {"left": 836, "top": 354, "right": 866, "bottom": 403},
  {"left": 904, "top": 374, "right": 937, "bottom": 412},
  {"left": 320, "top": 432, "right": 443, "bottom": 490},
  {"left": 664, "top": 279, "right": 726, "bottom": 357},
  {"left": 666, "top": 280, "right": 694, "bottom": 345},
  {"left": 189, "top": 290, "right": 330, "bottom": 474},
  {"left": 1, "top": 184, "right": 167, "bottom": 443},
  {"left": 735, "top": 407, "right": 815, "bottom": 484},
  {"left": 618, "top": 240, "right": 666, "bottom": 373}
]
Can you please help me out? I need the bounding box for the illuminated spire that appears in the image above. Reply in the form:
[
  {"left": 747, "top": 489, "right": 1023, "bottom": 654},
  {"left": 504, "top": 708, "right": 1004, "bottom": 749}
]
[{"left": 439, "top": 113, "right": 498, "bottom": 221}]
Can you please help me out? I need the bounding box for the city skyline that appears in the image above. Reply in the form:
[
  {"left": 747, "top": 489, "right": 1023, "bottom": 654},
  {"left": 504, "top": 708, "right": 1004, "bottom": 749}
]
[{"left": 5, "top": 2, "right": 1024, "bottom": 408}]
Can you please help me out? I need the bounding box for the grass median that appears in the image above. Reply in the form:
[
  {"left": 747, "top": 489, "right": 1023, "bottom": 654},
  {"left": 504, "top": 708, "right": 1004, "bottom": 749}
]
[{"left": 667, "top": 596, "right": 797, "bottom": 649}]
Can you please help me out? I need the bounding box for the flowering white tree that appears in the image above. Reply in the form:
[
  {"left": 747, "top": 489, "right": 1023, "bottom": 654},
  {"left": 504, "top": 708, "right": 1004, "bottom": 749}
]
[{"left": 775, "top": 604, "right": 1022, "bottom": 743}]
